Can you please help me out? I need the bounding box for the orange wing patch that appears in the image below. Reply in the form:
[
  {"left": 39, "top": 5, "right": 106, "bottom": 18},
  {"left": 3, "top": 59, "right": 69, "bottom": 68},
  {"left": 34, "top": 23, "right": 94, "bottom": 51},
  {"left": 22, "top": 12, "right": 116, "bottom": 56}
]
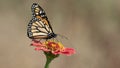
[
  {"left": 42, "top": 19, "right": 49, "bottom": 26},
  {"left": 36, "top": 16, "right": 49, "bottom": 26}
]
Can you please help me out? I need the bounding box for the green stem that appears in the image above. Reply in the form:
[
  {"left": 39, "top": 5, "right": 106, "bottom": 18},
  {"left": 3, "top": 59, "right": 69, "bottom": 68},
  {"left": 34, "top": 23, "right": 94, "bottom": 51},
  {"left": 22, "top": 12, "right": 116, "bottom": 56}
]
[
  {"left": 44, "top": 52, "right": 59, "bottom": 68},
  {"left": 44, "top": 56, "right": 53, "bottom": 68}
]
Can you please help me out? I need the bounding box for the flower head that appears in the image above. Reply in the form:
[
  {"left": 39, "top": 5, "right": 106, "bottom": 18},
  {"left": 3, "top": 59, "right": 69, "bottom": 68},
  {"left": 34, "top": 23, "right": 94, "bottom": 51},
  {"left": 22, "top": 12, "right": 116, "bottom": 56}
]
[{"left": 31, "top": 40, "right": 75, "bottom": 56}]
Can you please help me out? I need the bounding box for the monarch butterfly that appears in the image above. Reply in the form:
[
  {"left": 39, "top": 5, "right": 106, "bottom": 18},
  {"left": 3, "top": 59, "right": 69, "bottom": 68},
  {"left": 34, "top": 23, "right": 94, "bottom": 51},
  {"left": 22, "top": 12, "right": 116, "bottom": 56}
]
[{"left": 27, "top": 3, "right": 57, "bottom": 40}]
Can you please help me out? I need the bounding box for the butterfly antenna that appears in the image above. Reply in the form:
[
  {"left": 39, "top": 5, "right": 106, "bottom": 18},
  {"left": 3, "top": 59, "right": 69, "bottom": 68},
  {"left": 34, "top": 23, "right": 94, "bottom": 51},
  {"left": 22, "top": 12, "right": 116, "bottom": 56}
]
[{"left": 57, "top": 34, "right": 68, "bottom": 40}]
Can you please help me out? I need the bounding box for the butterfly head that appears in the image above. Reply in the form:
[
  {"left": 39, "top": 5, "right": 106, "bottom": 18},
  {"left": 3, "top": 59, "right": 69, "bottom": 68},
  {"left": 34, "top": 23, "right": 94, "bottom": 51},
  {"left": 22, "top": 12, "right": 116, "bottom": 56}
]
[{"left": 47, "top": 33, "right": 57, "bottom": 39}]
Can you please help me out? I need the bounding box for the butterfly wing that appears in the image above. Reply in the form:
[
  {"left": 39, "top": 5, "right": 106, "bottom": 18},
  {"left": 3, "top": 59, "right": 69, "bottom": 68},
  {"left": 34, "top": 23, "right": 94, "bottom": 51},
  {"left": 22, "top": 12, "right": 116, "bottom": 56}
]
[
  {"left": 31, "top": 3, "right": 54, "bottom": 33},
  {"left": 27, "top": 3, "right": 57, "bottom": 39},
  {"left": 27, "top": 17, "right": 53, "bottom": 39}
]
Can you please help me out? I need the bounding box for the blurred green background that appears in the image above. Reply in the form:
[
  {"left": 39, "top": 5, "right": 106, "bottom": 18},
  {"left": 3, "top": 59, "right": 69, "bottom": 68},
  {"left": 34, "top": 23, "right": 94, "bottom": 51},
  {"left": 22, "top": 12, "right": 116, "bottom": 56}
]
[{"left": 0, "top": 0, "right": 120, "bottom": 68}]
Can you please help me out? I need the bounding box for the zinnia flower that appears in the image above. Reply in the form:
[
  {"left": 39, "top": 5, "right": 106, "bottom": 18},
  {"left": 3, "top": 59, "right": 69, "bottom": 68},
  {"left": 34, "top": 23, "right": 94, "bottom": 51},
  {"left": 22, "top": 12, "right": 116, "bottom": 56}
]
[{"left": 31, "top": 40, "right": 75, "bottom": 56}]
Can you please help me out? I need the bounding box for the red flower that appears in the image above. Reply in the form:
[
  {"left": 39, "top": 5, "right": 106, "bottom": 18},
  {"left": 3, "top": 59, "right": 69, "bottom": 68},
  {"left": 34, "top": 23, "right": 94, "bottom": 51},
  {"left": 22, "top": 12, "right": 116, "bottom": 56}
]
[{"left": 31, "top": 40, "right": 75, "bottom": 56}]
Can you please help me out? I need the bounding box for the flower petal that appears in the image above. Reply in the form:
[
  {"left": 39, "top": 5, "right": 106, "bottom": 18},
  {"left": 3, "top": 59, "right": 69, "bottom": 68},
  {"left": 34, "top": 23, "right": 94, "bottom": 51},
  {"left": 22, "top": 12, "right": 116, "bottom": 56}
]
[
  {"left": 61, "top": 48, "right": 75, "bottom": 56},
  {"left": 31, "top": 40, "right": 75, "bottom": 56}
]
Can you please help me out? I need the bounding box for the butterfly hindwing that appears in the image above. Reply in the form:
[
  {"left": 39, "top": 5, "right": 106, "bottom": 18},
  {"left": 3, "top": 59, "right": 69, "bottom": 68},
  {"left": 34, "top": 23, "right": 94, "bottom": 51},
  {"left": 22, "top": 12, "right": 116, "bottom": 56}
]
[{"left": 27, "top": 17, "right": 52, "bottom": 39}]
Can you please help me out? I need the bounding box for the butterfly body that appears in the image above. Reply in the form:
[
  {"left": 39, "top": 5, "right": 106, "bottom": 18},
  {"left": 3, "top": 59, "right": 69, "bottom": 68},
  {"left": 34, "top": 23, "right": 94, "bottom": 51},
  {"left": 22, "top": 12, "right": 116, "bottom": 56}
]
[{"left": 27, "top": 3, "right": 57, "bottom": 40}]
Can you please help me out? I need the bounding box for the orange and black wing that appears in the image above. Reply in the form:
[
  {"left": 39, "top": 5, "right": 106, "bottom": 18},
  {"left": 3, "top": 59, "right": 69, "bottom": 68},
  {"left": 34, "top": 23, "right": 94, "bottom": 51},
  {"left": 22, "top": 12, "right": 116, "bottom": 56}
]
[
  {"left": 27, "top": 17, "right": 53, "bottom": 39},
  {"left": 31, "top": 3, "right": 54, "bottom": 32},
  {"left": 27, "top": 3, "right": 57, "bottom": 39}
]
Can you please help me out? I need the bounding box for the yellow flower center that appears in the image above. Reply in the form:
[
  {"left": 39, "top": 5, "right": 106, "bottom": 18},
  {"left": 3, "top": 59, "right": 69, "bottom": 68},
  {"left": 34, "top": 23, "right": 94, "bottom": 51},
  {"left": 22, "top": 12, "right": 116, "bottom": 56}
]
[{"left": 43, "top": 40, "right": 65, "bottom": 51}]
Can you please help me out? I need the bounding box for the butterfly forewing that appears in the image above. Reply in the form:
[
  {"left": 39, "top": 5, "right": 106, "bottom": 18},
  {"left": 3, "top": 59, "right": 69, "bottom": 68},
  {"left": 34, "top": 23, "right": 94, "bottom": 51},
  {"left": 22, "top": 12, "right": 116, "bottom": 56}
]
[
  {"left": 31, "top": 3, "right": 48, "bottom": 19},
  {"left": 27, "top": 3, "right": 57, "bottom": 39}
]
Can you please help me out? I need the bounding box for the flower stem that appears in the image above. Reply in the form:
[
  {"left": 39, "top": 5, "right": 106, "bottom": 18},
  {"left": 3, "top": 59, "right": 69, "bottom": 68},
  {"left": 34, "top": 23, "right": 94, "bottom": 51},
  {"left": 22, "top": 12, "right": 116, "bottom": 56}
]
[
  {"left": 44, "top": 56, "right": 53, "bottom": 68},
  {"left": 44, "top": 52, "right": 59, "bottom": 68}
]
